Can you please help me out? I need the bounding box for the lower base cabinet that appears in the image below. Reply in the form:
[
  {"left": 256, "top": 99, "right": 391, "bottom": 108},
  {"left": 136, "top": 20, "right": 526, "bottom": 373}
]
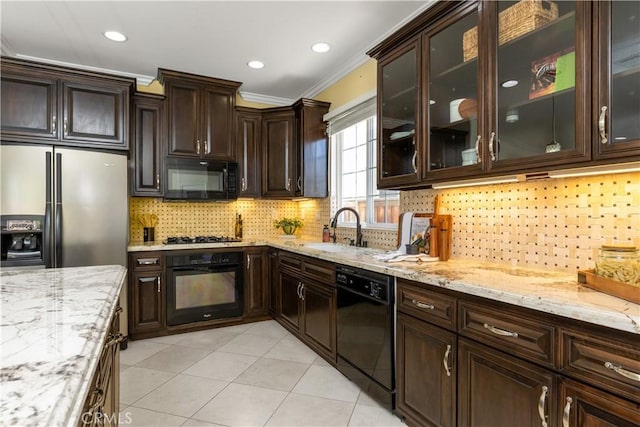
[
  {"left": 275, "top": 251, "right": 336, "bottom": 364},
  {"left": 457, "top": 338, "right": 555, "bottom": 427},
  {"left": 244, "top": 247, "right": 269, "bottom": 318},
  {"left": 79, "top": 304, "right": 122, "bottom": 427},
  {"left": 396, "top": 279, "right": 640, "bottom": 427},
  {"left": 397, "top": 312, "right": 456, "bottom": 427}
]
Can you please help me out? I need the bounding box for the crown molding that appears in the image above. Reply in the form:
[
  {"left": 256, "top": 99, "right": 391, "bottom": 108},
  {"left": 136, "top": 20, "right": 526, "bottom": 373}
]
[
  {"left": 238, "top": 91, "right": 294, "bottom": 107},
  {"left": 12, "top": 54, "right": 155, "bottom": 86},
  {"left": 301, "top": 0, "right": 436, "bottom": 99}
]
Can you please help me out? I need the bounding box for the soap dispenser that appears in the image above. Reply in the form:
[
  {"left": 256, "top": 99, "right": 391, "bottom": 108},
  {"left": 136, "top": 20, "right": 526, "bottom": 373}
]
[{"left": 322, "top": 225, "right": 330, "bottom": 242}]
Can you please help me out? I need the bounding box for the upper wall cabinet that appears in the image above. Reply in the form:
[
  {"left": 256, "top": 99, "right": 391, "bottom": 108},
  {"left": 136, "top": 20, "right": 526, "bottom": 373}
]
[
  {"left": 293, "top": 99, "right": 331, "bottom": 198},
  {"left": 158, "top": 68, "right": 241, "bottom": 161},
  {"left": 130, "top": 93, "right": 165, "bottom": 197},
  {"left": 377, "top": 38, "right": 422, "bottom": 188},
  {"left": 262, "top": 107, "right": 296, "bottom": 198},
  {"left": 236, "top": 107, "right": 262, "bottom": 198},
  {"left": 592, "top": 0, "right": 640, "bottom": 160},
  {"left": 369, "top": 0, "right": 639, "bottom": 189},
  {"left": 1, "top": 57, "right": 133, "bottom": 150}
]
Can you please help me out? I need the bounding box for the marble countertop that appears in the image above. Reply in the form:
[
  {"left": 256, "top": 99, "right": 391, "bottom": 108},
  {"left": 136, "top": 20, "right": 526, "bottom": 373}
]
[
  {"left": 1, "top": 265, "right": 127, "bottom": 427},
  {"left": 128, "top": 239, "right": 640, "bottom": 335}
]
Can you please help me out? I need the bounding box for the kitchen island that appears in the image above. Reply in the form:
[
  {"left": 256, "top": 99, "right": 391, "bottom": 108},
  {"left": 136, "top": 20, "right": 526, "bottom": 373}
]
[{"left": 0, "top": 265, "right": 126, "bottom": 427}]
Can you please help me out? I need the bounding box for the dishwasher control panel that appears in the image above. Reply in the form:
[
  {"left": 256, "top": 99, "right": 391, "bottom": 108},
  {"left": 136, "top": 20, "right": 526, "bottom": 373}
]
[{"left": 336, "top": 265, "right": 393, "bottom": 303}]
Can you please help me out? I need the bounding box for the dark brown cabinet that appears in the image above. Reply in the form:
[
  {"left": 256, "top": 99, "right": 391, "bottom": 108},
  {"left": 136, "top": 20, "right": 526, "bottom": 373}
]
[
  {"left": 458, "top": 337, "right": 556, "bottom": 427},
  {"left": 558, "top": 377, "right": 640, "bottom": 427},
  {"left": 592, "top": 0, "right": 640, "bottom": 161},
  {"left": 235, "top": 107, "right": 262, "bottom": 198},
  {"left": 276, "top": 251, "right": 336, "bottom": 363},
  {"left": 158, "top": 68, "right": 241, "bottom": 160},
  {"left": 262, "top": 108, "right": 296, "bottom": 197},
  {"left": 397, "top": 312, "right": 456, "bottom": 427},
  {"left": 130, "top": 93, "right": 164, "bottom": 197},
  {"left": 244, "top": 247, "right": 269, "bottom": 318},
  {"left": 293, "top": 99, "right": 331, "bottom": 198},
  {"left": 1, "top": 57, "right": 133, "bottom": 150},
  {"left": 128, "top": 253, "right": 165, "bottom": 339},
  {"left": 369, "top": 1, "right": 639, "bottom": 189},
  {"left": 80, "top": 302, "right": 122, "bottom": 427},
  {"left": 268, "top": 249, "right": 280, "bottom": 316}
]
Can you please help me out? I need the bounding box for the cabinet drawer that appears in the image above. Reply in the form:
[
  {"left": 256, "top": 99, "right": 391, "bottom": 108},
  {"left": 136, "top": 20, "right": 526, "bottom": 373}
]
[
  {"left": 459, "top": 300, "right": 556, "bottom": 368},
  {"left": 302, "top": 258, "right": 335, "bottom": 285},
  {"left": 130, "top": 253, "right": 163, "bottom": 271},
  {"left": 560, "top": 327, "right": 640, "bottom": 403},
  {"left": 279, "top": 252, "right": 303, "bottom": 272},
  {"left": 397, "top": 279, "right": 456, "bottom": 331}
]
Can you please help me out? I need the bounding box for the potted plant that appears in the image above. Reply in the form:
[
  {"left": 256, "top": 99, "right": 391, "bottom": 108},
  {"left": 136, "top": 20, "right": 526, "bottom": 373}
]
[{"left": 274, "top": 217, "right": 303, "bottom": 235}]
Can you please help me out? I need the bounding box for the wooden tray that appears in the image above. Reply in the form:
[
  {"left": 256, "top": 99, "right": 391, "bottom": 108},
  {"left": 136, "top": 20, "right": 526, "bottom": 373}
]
[{"left": 577, "top": 269, "right": 640, "bottom": 304}]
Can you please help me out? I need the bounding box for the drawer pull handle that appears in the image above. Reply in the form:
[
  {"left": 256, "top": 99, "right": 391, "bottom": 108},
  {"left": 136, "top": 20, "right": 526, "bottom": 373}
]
[
  {"left": 562, "top": 396, "right": 573, "bottom": 427},
  {"left": 483, "top": 323, "right": 518, "bottom": 338},
  {"left": 106, "top": 332, "right": 124, "bottom": 347},
  {"left": 604, "top": 361, "right": 640, "bottom": 382},
  {"left": 411, "top": 299, "right": 435, "bottom": 310},
  {"left": 137, "top": 258, "right": 159, "bottom": 265},
  {"left": 443, "top": 344, "right": 452, "bottom": 377},
  {"left": 538, "top": 385, "right": 549, "bottom": 427}
]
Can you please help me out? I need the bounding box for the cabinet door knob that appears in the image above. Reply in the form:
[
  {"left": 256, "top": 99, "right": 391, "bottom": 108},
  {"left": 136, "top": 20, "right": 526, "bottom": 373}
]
[
  {"left": 246, "top": 254, "right": 251, "bottom": 270},
  {"left": 52, "top": 116, "right": 57, "bottom": 133},
  {"left": 63, "top": 119, "right": 68, "bottom": 135},
  {"left": 157, "top": 276, "right": 161, "bottom": 293},
  {"left": 286, "top": 178, "right": 292, "bottom": 192},
  {"left": 562, "top": 397, "right": 573, "bottom": 427},
  {"left": 196, "top": 140, "right": 201, "bottom": 155},
  {"left": 297, "top": 176, "right": 302, "bottom": 191},
  {"left": 475, "top": 134, "right": 481, "bottom": 163},
  {"left": 599, "top": 106, "right": 608, "bottom": 145},
  {"left": 411, "top": 150, "right": 418, "bottom": 174},
  {"left": 241, "top": 177, "right": 247, "bottom": 192},
  {"left": 538, "top": 385, "right": 549, "bottom": 427},
  {"left": 204, "top": 140, "right": 210, "bottom": 154},
  {"left": 443, "top": 344, "right": 452, "bottom": 377},
  {"left": 156, "top": 174, "right": 160, "bottom": 190}
]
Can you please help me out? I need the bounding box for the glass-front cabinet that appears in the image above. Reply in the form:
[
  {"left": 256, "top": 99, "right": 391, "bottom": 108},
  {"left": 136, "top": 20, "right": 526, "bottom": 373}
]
[
  {"left": 486, "top": 0, "right": 589, "bottom": 174},
  {"left": 377, "top": 38, "right": 421, "bottom": 188},
  {"left": 423, "top": 3, "right": 482, "bottom": 181},
  {"left": 594, "top": 0, "right": 640, "bottom": 160}
]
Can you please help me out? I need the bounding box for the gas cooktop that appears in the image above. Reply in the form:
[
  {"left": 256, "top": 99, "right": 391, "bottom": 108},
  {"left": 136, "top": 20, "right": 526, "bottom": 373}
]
[{"left": 164, "top": 236, "right": 242, "bottom": 245}]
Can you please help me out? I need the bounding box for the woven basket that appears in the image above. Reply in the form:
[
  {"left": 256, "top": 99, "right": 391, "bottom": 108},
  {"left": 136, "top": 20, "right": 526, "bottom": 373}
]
[{"left": 463, "top": 0, "right": 559, "bottom": 61}]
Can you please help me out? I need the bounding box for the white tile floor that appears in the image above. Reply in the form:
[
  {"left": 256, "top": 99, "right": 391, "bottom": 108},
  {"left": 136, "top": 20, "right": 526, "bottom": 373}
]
[{"left": 119, "top": 320, "right": 406, "bottom": 427}]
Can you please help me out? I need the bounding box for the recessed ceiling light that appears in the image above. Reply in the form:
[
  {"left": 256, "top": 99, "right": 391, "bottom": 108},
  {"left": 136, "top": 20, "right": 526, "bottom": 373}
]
[
  {"left": 103, "top": 31, "right": 127, "bottom": 42},
  {"left": 247, "top": 60, "right": 264, "bottom": 69},
  {"left": 311, "top": 42, "right": 331, "bottom": 53},
  {"left": 501, "top": 80, "right": 519, "bottom": 88}
]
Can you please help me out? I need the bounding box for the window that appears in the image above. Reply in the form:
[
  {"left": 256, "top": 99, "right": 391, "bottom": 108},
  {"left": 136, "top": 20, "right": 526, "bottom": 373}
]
[{"left": 329, "top": 96, "right": 399, "bottom": 228}]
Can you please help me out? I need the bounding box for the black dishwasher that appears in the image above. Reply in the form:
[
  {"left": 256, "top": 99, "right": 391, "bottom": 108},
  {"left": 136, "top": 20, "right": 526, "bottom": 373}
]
[{"left": 336, "top": 264, "right": 395, "bottom": 410}]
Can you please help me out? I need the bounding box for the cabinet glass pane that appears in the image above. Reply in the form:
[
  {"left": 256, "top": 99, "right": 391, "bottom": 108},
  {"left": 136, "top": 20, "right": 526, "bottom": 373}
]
[
  {"left": 429, "top": 10, "right": 479, "bottom": 171},
  {"left": 380, "top": 48, "right": 417, "bottom": 178},
  {"left": 610, "top": 1, "right": 640, "bottom": 144},
  {"left": 496, "top": 0, "right": 576, "bottom": 160}
]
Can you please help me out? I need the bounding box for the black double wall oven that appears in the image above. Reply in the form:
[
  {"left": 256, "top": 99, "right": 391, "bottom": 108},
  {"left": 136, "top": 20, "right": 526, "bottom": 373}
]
[{"left": 166, "top": 251, "right": 243, "bottom": 326}]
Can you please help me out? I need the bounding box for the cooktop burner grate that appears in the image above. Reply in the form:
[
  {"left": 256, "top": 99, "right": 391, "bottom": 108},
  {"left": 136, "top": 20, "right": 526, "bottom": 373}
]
[{"left": 165, "top": 236, "right": 242, "bottom": 245}]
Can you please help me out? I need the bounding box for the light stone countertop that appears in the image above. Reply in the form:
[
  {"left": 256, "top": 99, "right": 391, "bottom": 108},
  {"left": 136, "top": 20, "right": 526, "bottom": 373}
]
[
  {"left": 0, "top": 265, "right": 127, "bottom": 427},
  {"left": 129, "top": 239, "right": 640, "bottom": 334}
]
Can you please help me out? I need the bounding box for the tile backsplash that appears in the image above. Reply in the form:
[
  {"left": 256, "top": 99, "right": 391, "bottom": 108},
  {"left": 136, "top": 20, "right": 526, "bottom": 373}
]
[{"left": 130, "top": 171, "right": 639, "bottom": 273}]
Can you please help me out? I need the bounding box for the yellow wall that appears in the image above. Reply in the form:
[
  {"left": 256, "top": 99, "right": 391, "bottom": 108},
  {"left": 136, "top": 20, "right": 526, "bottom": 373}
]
[{"left": 314, "top": 60, "right": 377, "bottom": 111}]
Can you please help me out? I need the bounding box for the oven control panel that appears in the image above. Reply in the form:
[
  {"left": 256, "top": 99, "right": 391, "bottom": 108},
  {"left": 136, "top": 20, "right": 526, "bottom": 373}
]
[{"left": 167, "top": 251, "right": 241, "bottom": 267}]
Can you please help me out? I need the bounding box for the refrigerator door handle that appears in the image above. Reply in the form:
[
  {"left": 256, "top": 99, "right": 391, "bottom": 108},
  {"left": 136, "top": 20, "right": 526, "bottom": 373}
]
[
  {"left": 44, "top": 151, "right": 53, "bottom": 268},
  {"left": 55, "top": 153, "right": 63, "bottom": 268}
]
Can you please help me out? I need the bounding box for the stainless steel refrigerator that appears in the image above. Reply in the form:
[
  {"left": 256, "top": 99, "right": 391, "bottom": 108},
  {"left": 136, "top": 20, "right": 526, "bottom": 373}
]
[
  {"left": 1, "top": 143, "right": 129, "bottom": 339},
  {"left": 1, "top": 144, "right": 128, "bottom": 268}
]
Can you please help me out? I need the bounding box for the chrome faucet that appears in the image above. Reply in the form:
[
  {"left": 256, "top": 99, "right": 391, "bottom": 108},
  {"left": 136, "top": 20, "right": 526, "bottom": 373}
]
[{"left": 329, "top": 207, "right": 363, "bottom": 247}]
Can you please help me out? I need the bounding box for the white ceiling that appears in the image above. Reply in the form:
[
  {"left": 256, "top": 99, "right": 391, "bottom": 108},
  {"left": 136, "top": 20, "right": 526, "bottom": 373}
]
[{"left": 1, "top": 1, "right": 433, "bottom": 105}]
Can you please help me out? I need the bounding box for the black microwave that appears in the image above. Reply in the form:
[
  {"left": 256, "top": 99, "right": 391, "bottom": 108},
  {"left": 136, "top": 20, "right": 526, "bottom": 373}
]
[{"left": 164, "top": 157, "right": 238, "bottom": 201}]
